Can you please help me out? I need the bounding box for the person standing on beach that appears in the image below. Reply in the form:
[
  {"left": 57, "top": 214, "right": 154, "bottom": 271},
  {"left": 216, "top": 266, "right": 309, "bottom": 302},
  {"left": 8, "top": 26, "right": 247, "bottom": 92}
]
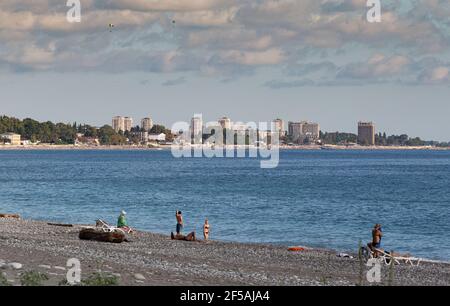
[
  {"left": 176, "top": 210, "right": 183, "bottom": 235},
  {"left": 203, "top": 219, "right": 210, "bottom": 241},
  {"left": 369, "top": 224, "right": 383, "bottom": 257}
]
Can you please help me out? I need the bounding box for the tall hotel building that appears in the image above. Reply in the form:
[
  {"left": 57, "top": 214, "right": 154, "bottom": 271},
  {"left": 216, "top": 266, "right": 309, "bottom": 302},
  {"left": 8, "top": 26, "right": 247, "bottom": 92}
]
[
  {"left": 112, "top": 116, "right": 133, "bottom": 132},
  {"left": 190, "top": 115, "right": 203, "bottom": 144},
  {"left": 357, "top": 122, "right": 375, "bottom": 145},
  {"left": 272, "top": 119, "right": 285, "bottom": 136},
  {"left": 141, "top": 117, "right": 153, "bottom": 132},
  {"left": 288, "top": 121, "right": 320, "bottom": 143}
]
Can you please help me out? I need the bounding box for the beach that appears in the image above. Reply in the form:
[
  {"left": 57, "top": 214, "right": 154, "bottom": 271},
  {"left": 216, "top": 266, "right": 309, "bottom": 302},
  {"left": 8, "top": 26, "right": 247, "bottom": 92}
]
[{"left": 1, "top": 218, "right": 449, "bottom": 286}]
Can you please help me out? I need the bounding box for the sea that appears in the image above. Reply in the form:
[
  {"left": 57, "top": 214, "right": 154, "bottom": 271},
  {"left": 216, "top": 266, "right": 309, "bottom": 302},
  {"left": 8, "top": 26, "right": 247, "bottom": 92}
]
[{"left": 1, "top": 149, "right": 449, "bottom": 260}]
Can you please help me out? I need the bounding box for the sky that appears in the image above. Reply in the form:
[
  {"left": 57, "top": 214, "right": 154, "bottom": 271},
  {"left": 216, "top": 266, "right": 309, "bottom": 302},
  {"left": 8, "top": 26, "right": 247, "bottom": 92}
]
[{"left": 0, "top": 0, "right": 449, "bottom": 141}]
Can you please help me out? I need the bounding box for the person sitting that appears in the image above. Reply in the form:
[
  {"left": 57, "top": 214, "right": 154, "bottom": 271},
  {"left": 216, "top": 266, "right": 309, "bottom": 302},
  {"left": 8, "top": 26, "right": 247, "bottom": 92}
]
[
  {"left": 117, "top": 210, "right": 134, "bottom": 233},
  {"left": 171, "top": 231, "right": 196, "bottom": 241},
  {"left": 368, "top": 223, "right": 383, "bottom": 257}
]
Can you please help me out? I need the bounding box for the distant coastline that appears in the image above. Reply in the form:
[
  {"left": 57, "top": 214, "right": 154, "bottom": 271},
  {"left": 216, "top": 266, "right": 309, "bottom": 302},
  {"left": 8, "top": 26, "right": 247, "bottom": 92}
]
[{"left": 1, "top": 144, "right": 449, "bottom": 151}]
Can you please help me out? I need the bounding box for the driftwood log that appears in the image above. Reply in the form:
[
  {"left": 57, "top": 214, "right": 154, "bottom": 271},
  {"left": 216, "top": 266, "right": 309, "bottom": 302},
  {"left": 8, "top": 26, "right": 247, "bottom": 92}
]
[
  {"left": 47, "top": 223, "right": 73, "bottom": 227},
  {"left": 0, "top": 213, "right": 20, "bottom": 219},
  {"left": 79, "top": 228, "right": 125, "bottom": 243}
]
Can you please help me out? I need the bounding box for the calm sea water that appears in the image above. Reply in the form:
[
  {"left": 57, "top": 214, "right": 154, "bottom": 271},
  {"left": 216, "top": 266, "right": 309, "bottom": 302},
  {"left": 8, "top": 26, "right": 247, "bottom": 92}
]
[{"left": 0, "top": 149, "right": 449, "bottom": 260}]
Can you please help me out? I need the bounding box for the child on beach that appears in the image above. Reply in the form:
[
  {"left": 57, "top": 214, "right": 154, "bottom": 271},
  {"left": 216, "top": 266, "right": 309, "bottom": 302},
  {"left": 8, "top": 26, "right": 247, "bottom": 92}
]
[{"left": 203, "top": 219, "right": 210, "bottom": 241}]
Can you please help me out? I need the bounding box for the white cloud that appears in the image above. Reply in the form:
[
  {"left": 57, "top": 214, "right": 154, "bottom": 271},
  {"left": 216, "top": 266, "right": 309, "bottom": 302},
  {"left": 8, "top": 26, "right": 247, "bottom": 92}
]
[
  {"left": 220, "top": 48, "right": 285, "bottom": 66},
  {"left": 0, "top": 0, "right": 449, "bottom": 86}
]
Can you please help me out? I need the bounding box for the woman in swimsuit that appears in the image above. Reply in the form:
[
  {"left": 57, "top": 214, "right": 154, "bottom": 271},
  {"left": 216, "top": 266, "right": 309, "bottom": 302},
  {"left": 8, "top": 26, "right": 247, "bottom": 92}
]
[{"left": 203, "top": 219, "right": 210, "bottom": 241}]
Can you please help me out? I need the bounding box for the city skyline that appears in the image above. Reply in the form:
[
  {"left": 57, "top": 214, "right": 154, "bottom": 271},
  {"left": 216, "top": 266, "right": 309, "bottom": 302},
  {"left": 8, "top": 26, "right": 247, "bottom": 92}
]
[{"left": 1, "top": 109, "right": 448, "bottom": 144}]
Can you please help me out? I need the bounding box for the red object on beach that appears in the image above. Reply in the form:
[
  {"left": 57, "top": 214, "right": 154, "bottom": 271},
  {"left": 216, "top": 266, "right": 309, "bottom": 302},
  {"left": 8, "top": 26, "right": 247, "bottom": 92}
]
[
  {"left": 288, "top": 246, "right": 306, "bottom": 252},
  {"left": 0, "top": 213, "right": 20, "bottom": 219}
]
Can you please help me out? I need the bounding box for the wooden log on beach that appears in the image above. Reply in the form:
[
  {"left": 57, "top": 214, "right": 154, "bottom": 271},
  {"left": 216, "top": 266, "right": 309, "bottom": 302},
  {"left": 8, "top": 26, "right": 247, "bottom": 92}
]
[
  {"left": 47, "top": 222, "right": 73, "bottom": 227},
  {"left": 0, "top": 213, "right": 21, "bottom": 219},
  {"left": 79, "top": 228, "right": 125, "bottom": 243}
]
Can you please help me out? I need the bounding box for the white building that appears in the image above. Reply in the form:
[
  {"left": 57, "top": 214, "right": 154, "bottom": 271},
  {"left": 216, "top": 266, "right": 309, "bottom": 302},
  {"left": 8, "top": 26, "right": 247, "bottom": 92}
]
[
  {"left": 123, "top": 117, "right": 133, "bottom": 132},
  {"left": 218, "top": 117, "right": 232, "bottom": 130},
  {"left": 272, "top": 119, "right": 284, "bottom": 134},
  {"left": 190, "top": 116, "right": 203, "bottom": 143},
  {"left": 112, "top": 116, "right": 124, "bottom": 132},
  {"left": 112, "top": 116, "right": 133, "bottom": 132},
  {"left": 0, "top": 133, "right": 21, "bottom": 145},
  {"left": 232, "top": 123, "right": 249, "bottom": 133},
  {"left": 148, "top": 133, "right": 166, "bottom": 142}
]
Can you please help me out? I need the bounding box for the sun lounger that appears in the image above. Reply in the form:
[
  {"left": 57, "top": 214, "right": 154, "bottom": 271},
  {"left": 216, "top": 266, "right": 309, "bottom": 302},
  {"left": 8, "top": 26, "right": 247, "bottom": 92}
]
[
  {"left": 361, "top": 246, "right": 422, "bottom": 266},
  {"left": 375, "top": 249, "right": 422, "bottom": 266},
  {"left": 95, "top": 219, "right": 127, "bottom": 235}
]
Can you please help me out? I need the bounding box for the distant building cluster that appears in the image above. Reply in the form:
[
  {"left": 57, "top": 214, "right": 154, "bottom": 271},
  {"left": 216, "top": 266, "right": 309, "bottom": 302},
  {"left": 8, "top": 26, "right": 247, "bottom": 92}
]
[
  {"left": 181, "top": 116, "right": 378, "bottom": 147},
  {"left": 181, "top": 116, "right": 323, "bottom": 146},
  {"left": 112, "top": 115, "right": 166, "bottom": 144}
]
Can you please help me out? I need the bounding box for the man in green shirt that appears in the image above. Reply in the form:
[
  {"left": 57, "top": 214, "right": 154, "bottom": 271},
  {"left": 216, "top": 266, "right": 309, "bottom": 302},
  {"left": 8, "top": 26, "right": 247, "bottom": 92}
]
[{"left": 117, "top": 210, "right": 133, "bottom": 233}]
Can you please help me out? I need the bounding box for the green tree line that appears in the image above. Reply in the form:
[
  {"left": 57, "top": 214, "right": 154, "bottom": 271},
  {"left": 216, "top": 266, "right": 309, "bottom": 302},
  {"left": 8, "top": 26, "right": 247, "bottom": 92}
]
[
  {"left": 0, "top": 116, "right": 77, "bottom": 144},
  {"left": 1, "top": 115, "right": 174, "bottom": 145},
  {"left": 0, "top": 116, "right": 128, "bottom": 145}
]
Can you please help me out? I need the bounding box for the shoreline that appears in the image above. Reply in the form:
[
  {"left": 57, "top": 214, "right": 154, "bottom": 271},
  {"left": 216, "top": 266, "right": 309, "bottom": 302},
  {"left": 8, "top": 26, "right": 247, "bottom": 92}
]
[
  {"left": 1, "top": 218, "right": 449, "bottom": 286},
  {"left": 0, "top": 144, "right": 449, "bottom": 151}
]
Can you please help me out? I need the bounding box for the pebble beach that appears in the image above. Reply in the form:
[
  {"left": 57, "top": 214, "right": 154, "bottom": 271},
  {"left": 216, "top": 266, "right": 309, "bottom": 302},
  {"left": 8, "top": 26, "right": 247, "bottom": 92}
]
[{"left": 1, "top": 218, "right": 449, "bottom": 286}]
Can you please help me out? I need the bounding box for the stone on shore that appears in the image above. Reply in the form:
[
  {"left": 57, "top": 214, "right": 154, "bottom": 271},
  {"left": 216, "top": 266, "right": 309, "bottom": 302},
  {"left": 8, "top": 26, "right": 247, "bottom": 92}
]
[
  {"left": 0, "top": 262, "right": 23, "bottom": 270},
  {"left": 134, "top": 273, "right": 146, "bottom": 281}
]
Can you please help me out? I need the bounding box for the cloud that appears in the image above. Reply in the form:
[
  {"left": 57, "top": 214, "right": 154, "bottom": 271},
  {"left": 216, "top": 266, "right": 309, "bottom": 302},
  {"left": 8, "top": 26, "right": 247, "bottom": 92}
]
[
  {"left": 101, "top": 0, "right": 233, "bottom": 12},
  {"left": 219, "top": 48, "right": 285, "bottom": 66},
  {"left": 264, "top": 53, "right": 450, "bottom": 88},
  {"left": 162, "top": 76, "right": 187, "bottom": 86},
  {"left": 338, "top": 54, "right": 412, "bottom": 80},
  {"left": 418, "top": 66, "right": 450, "bottom": 84},
  {"left": 0, "top": 0, "right": 450, "bottom": 87},
  {"left": 264, "top": 79, "right": 316, "bottom": 89}
]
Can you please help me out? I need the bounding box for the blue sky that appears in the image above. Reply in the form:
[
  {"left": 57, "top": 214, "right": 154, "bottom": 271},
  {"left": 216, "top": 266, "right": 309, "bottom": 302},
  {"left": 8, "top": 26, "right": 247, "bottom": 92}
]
[{"left": 1, "top": 0, "right": 449, "bottom": 140}]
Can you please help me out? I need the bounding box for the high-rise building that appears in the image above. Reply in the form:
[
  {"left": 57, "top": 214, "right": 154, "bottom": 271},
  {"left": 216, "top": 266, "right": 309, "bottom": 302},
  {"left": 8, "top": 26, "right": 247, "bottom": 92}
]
[
  {"left": 302, "top": 122, "right": 320, "bottom": 140},
  {"left": 288, "top": 122, "right": 303, "bottom": 142},
  {"left": 190, "top": 115, "right": 203, "bottom": 143},
  {"left": 272, "top": 119, "right": 284, "bottom": 134},
  {"left": 218, "top": 117, "right": 232, "bottom": 130},
  {"left": 288, "top": 121, "right": 320, "bottom": 143},
  {"left": 141, "top": 117, "right": 153, "bottom": 132},
  {"left": 358, "top": 122, "right": 375, "bottom": 145},
  {"left": 123, "top": 117, "right": 133, "bottom": 132},
  {"left": 112, "top": 116, "right": 124, "bottom": 132},
  {"left": 112, "top": 116, "right": 133, "bottom": 132}
]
